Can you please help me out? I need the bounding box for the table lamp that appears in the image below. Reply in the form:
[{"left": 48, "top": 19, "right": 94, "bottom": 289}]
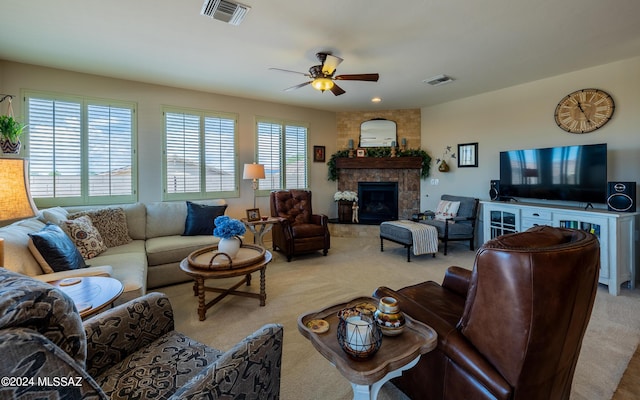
[
  {"left": 0, "top": 158, "right": 39, "bottom": 267},
  {"left": 243, "top": 163, "right": 265, "bottom": 208}
]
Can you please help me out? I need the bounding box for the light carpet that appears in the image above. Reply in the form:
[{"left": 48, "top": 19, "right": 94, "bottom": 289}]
[
  {"left": 154, "top": 237, "right": 640, "bottom": 400},
  {"left": 612, "top": 344, "right": 640, "bottom": 400}
]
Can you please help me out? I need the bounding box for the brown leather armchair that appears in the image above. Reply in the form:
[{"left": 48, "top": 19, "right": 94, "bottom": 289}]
[
  {"left": 270, "top": 189, "right": 330, "bottom": 261},
  {"left": 373, "top": 226, "right": 600, "bottom": 400}
]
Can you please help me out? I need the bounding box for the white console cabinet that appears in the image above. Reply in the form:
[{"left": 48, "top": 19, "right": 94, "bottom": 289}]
[{"left": 481, "top": 201, "right": 638, "bottom": 296}]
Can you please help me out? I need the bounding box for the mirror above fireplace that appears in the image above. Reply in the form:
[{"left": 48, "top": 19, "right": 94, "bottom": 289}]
[{"left": 359, "top": 119, "right": 397, "bottom": 147}]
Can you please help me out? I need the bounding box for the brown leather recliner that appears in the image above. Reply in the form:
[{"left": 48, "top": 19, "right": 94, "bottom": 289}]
[
  {"left": 373, "top": 226, "right": 600, "bottom": 400},
  {"left": 270, "top": 189, "right": 330, "bottom": 262}
]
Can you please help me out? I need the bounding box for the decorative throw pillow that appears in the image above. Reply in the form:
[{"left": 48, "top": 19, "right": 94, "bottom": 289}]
[
  {"left": 63, "top": 216, "right": 107, "bottom": 259},
  {"left": 69, "top": 207, "right": 132, "bottom": 248},
  {"left": 40, "top": 206, "right": 70, "bottom": 225},
  {"left": 434, "top": 200, "right": 461, "bottom": 222},
  {"left": 27, "top": 223, "right": 87, "bottom": 272},
  {"left": 183, "top": 201, "right": 228, "bottom": 236}
]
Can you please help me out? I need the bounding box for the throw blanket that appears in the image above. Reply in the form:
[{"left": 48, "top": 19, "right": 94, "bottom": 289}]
[{"left": 382, "top": 220, "right": 439, "bottom": 255}]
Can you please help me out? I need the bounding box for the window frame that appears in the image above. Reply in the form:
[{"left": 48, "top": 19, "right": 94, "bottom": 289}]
[
  {"left": 255, "top": 117, "right": 309, "bottom": 196},
  {"left": 162, "top": 106, "right": 240, "bottom": 201},
  {"left": 23, "top": 90, "right": 138, "bottom": 208}
]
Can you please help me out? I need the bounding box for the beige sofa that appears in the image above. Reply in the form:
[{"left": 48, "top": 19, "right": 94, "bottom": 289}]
[{"left": 1, "top": 200, "right": 225, "bottom": 304}]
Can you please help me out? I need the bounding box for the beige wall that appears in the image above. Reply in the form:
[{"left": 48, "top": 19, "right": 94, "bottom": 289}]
[
  {"left": 420, "top": 56, "right": 640, "bottom": 213},
  {"left": 3, "top": 56, "right": 640, "bottom": 220},
  {"left": 0, "top": 61, "right": 337, "bottom": 219}
]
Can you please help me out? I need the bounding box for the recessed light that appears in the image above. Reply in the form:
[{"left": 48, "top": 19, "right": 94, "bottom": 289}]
[{"left": 371, "top": 97, "right": 382, "bottom": 103}]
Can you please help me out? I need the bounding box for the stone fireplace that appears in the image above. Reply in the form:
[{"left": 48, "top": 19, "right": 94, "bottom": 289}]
[{"left": 336, "top": 157, "right": 422, "bottom": 222}]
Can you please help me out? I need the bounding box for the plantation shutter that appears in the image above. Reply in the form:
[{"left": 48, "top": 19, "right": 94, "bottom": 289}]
[
  {"left": 164, "top": 109, "right": 238, "bottom": 199},
  {"left": 165, "top": 112, "right": 201, "bottom": 194},
  {"left": 284, "top": 125, "right": 308, "bottom": 189},
  {"left": 257, "top": 121, "right": 282, "bottom": 191},
  {"left": 28, "top": 98, "right": 82, "bottom": 198},
  {"left": 87, "top": 104, "right": 133, "bottom": 196},
  {"left": 256, "top": 119, "right": 308, "bottom": 191},
  {"left": 204, "top": 116, "right": 236, "bottom": 192}
]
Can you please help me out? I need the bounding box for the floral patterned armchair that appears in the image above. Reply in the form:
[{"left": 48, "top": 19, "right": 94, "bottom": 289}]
[{"left": 0, "top": 269, "right": 283, "bottom": 399}]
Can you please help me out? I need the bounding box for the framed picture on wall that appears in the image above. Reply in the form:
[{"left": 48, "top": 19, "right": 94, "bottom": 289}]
[
  {"left": 458, "top": 142, "right": 478, "bottom": 167},
  {"left": 313, "top": 146, "right": 325, "bottom": 162}
]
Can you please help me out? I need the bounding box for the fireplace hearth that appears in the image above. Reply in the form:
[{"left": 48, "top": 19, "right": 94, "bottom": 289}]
[{"left": 358, "top": 182, "right": 398, "bottom": 224}]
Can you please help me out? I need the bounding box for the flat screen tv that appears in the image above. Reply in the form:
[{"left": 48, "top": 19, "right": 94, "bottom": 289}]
[{"left": 499, "top": 143, "right": 607, "bottom": 204}]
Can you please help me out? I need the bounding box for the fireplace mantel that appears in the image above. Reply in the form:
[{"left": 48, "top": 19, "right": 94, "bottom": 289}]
[{"left": 335, "top": 156, "right": 422, "bottom": 170}]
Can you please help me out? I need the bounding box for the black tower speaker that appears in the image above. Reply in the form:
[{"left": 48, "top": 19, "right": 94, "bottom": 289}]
[
  {"left": 607, "top": 182, "right": 636, "bottom": 212},
  {"left": 489, "top": 180, "right": 500, "bottom": 201}
]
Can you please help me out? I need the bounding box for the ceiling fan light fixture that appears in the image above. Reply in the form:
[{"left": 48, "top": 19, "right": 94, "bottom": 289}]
[{"left": 311, "top": 78, "right": 334, "bottom": 92}]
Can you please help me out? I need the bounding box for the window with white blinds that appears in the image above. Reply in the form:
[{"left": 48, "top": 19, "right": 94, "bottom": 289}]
[
  {"left": 26, "top": 93, "right": 136, "bottom": 206},
  {"left": 164, "top": 109, "right": 238, "bottom": 200},
  {"left": 256, "top": 119, "right": 308, "bottom": 191}
]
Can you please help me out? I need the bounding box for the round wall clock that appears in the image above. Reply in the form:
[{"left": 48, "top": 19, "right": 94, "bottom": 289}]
[{"left": 554, "top": 89, "right": 614, "bottom": 134}]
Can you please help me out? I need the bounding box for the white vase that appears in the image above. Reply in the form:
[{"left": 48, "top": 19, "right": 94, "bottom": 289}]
[{"left": 218, "top": 236, "right": 241, "bottom": 259}]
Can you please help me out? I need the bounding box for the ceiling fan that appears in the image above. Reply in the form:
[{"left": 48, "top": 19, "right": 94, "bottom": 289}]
[{"left": 270, "top": 52, "right": 379, "bottom": 96}]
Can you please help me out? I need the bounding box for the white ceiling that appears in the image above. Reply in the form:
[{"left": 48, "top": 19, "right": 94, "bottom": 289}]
[{"left": 2, "top": 0, "right": 640, "bottom": 112}]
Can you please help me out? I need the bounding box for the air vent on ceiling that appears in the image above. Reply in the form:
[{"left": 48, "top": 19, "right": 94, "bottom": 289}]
[
  {"left": 423, "top": 74, "right": 455, "bottom": 86},
  {"left": 200, "top": 0, "right": 251, "bottom": 26}
]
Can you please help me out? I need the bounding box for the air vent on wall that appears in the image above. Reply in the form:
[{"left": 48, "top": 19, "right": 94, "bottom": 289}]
[
  {"left": 423, "top": 74, "right": 455, "bottom": 86},
  {"left": 200, "top": 0, "right": 251, "bottom": 26}
]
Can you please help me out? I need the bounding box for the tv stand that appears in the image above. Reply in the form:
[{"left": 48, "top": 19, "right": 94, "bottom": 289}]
[
  {"left": 584, "top": 202, "right": 594, "bottom": 210},
  {"left": 481, "top": 201, "right": 638, "bottom": 296}
]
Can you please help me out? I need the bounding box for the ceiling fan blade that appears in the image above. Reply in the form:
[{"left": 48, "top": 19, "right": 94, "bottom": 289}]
[
  {"left": 335, "top": 73, "right": 379, "bottom": 82},
  {"left": 322, "top": 54, "right": 343, "bottom": 75},
  {"left": 283, "top": 81, "right": 312, "bottom": 92},
  {"left": 269, "top": 67, "right": 310, "bottom": 77},
  {"left": 330, "top": 83, "right": 345, "bottom": 96}
]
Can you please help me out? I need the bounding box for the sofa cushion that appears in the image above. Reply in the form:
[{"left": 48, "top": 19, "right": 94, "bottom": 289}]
[
  {"left": 183, "top": 201, "right": 228, "bottom": 236},
  {"left": 28, "top": 223, "right": 87, "bottom": 273},
  {"left": 63, "top": 216, "right": 108, "bottom": 259},
  {"left": 145, "top": 235, "right": 220, "bottom": 266},
  {"left": 0, "top": 218, "right": 47, "bottom": 276},
  {"left": 291, "top": 223, "right": 327, "bottom": 239},
  {"left": 95, "top": 331, "right": 222, "bottom": 400},
  {"left": 69, "top": 207, "right": 133, "bottom": 248},
  {"left": 88, "top": 246, "right": 147, "bottom": 304},
  {"left": 146, "top": 200, "right": 226, "bottom": 239}
]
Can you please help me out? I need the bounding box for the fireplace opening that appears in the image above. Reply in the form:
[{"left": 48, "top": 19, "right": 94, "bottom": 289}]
[{"left": 358, "top": 182, "right": 398, "bottom": 224}]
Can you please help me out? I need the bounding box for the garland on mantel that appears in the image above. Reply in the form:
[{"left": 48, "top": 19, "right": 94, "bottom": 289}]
[{"left": 327, "top": 147, "right": 432, "bottom": 181}]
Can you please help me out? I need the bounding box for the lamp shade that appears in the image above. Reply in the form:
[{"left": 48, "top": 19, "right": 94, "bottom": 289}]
[
  {"left": 0, "top": 158, "right": 38, "bottom": 223},
  {"left": 243, "top": 163, "right": 265, "bottom": 180}
]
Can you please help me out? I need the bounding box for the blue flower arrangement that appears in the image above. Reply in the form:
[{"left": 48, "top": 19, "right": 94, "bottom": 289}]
[{"left": 213, "top": 216, "right": 246, "bottom": 239}]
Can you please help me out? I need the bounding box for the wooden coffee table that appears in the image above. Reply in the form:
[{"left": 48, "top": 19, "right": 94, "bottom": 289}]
[
  {"left": 180, "top": 248, "right": 272, "bottom": 321},
  {"left": 298, "top": 297, "right": 437, "bottom": 400},
  {"left": 51, "top": 276, "right": 123, "bottom": 319}
]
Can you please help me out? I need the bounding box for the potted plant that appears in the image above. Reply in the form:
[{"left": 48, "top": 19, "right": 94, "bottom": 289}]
[{"left": 0, "top": 115, "right": 27, "bottom": 154}]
